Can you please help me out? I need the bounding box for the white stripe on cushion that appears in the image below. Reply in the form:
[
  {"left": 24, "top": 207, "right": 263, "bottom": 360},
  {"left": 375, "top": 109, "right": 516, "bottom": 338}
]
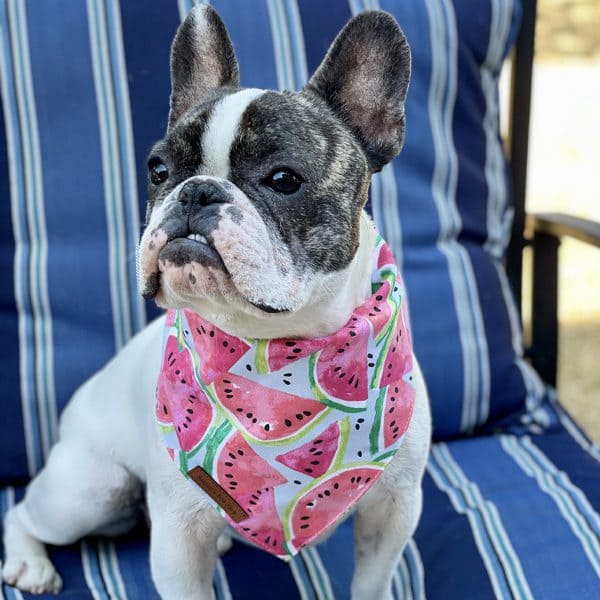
[
  {"left": 107, "top": 0, "right": 146, "bottom": 334},
  {"left": 501, "top": 435, "right": 600, "bottom": 576},
  {"left": 424, "top": 0, "right": 491, "bottom": 431},
  {"left": 4, "top": 0, "right": 57, "bottom": 471},
  {"left": 87, "top": 0, "right": 134, "bottom": 350},
  {"left": 428, "top": 444, "right": 534, "bottom": 600}
]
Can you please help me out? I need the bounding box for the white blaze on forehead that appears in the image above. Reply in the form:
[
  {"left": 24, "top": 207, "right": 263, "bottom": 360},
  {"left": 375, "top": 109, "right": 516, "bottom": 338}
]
[{"left": 202, "top": 88, "right": 265, "bottom": 178}]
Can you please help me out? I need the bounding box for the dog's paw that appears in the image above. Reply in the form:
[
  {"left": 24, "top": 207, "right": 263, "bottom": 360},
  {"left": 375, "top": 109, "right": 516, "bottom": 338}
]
[{"left": 2, "top": 556, "right": 62, "bottom": 595}]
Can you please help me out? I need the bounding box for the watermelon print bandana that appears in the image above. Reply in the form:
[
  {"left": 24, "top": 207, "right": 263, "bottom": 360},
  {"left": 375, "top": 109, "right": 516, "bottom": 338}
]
[{"left": 156, "top": 237, "right": 416, "bottom": 559}]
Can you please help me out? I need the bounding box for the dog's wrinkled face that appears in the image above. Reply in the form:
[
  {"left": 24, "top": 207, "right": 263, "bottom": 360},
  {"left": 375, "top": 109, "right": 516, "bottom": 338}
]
[{"left": 138, "top": 6, "right": 410, "bottom": 321}]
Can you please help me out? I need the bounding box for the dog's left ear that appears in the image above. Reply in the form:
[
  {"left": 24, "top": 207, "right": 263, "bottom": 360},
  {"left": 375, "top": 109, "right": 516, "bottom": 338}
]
[
  {"left": 305, "top": 11, "right": 411, "bottom": 172},
  {"left": 168, "top": 5, "right": 240, "bottom": 129}
]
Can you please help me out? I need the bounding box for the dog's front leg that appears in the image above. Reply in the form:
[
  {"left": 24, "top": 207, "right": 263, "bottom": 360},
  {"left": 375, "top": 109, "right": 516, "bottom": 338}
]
[
  {"left": 351, "top": 483, "right": 422, "bottom": 600},
  {"left": 147, "top": 478, "right": 226, "bottom": 600}
]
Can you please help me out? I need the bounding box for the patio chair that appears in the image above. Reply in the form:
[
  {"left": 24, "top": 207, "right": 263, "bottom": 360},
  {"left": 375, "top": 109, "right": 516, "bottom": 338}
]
[{"left": 1, "top": 1, "right": 598, "bottom": 598}]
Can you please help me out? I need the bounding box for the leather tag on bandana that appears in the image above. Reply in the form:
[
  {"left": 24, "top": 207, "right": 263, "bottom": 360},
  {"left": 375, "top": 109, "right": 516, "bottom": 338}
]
[{"left": 187, "top": 466, "right": 248, "bottom": 522}]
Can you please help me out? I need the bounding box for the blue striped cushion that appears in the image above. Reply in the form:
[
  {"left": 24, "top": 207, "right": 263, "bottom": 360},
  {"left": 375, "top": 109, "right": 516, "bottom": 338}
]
[
  {"left": 2, "top": 407, "right": 598, "bottom": 599},
  {"left": 0, "top": 0, "right": 546, "bottom": 481}
]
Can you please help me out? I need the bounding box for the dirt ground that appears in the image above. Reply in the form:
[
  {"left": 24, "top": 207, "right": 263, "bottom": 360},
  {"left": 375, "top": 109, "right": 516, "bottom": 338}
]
[{"left": 525, "top": 0, "right": 600, "bottom": 441}]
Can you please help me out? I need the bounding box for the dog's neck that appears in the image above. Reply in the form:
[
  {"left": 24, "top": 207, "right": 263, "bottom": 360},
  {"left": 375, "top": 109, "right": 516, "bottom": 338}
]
[{"left": 187, "top": 212, "right": 377, "bottom": 340}]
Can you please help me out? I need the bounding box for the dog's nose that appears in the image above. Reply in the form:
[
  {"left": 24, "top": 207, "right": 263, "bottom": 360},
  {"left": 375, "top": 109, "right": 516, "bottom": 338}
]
[{"left": 179, "top": 181, "right": 226, "bottom": 209}]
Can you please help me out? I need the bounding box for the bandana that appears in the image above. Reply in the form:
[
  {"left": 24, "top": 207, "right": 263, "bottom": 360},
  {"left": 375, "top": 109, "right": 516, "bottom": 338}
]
[{"left": 156, "top": 237, "right": 415, "bottom": 559}]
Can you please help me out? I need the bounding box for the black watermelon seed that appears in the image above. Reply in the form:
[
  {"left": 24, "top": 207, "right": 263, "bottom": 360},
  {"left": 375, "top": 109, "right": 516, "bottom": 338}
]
[
  {"left": 324, "top": 490, "right": 331, "bottom": 496},
  {"left": 249, "top": 500, "right": 256, "bottom": 506},
  {"left": 356, "top": 476, "right": 362, "bottom": 483},
  {"left": 368, "top": 362, "right": 375, "bottom": 367},
  {"left": 200, "top": 325, "right": 206, "bottom": 334},
  {"left": 358, "top": 418, "right": 364, "bottom": 423},
  {"left": 209, "top": 330, "right": 214, "bottom": 337},
  {"left": 314, "top": 439, "right": 322, "bottom": 444},
  {"left": 333, "top": 483, "right": 339, "bottom": 489},
  {"left": 230, "top": 348, "right": 235, "bottom": 353},
  {"left": 162, "top": 405, "right": 168, "bottom": 415},
  {"left": 355, "top": 424, "right": 360, "bottom": 430},
  {"left": 300, "top": 524, "right": 310, "bottom": 529},
  {"left": 264, "top": 424, "right": 270, "bottom": 431},
  {"left": 224, "top": 388, "right": 232, "bottom": 393},
  {"left": 304, "top": 468, "right": 313, "bottom": 474},
  {"left": 285, "top": 341, "right": 295, "bottom": 347},
  {"left": 376, "top": 295, "right": 383, "bottom": 301},
  {"left": 337, "top": 348, "right": 344, "bottom": 353},
  {"left": 265, "top": 536, "right": 270, "bottom": 543},
  {"left": 393, "top": 427, "right": 399, "bottom": 434},
  {"left": 285, "top": 419, "right": 292, "bottom": 427},
  {"left": 223, "top": 340, "right": 228, "bottom": 347},
  {"left": 225, "top": 474, "right": 233, "bottom": 479},
  {"left": 185, "top": 416, "right": 191, "bottom": 423},
  {"left": 374, "top": 306, "right": 381, "bottom": 313},
  {"left": 223, "top": 379, "right": 231, "bottom": 384},
  {"left": 354, "top": 380, "right": 359, "bottom": 388},
  {"left": 368, "top": 353, "right": 373, "bottom": 359},
  {"left": 236, "top": 408, "right": 243, "bottom": 413},
  {"left": 246, "top": 364, "right": 252, "bottom": 371},
  {"left": 294, "top": 480, "right": 302, "bottom": 485},
  {"left": 284, "top": 372, "right": 292, "bottom": 377},
  {"left": 349, "top": 331, "right": 356, "bottom": 337},
  {"left": 293, "top": 348, "right": 301, "bottom": 354},
  {"left": 313, "top": 451, "right": 322, "bottom": 456},
  {"left": 182, "top": 423, "right": 188, "bottom": 429},
  {"left": 391, "top": 421, "right": 396, "bottom": 427},
  {"left": 303, "top": 411, "right": 311, "bottom": 416},
  {"left": 252, "top": 418, "right": 257, "bottom": 423},
  {"left": 175, "top": 369, "right": 180, "bottom": 375},
  {"left": 177, "top": 426, "right": 181, "bottom": 432},
  {"left": 300, "top": 516, "right": 310, "bottom": 520},
  {"left": 283, "top": 380, "right": 291, "bottom": 385},
  {"left": 357, "top": 451, "right": 363, "bottom": 457},
  {"left": 389, "top": 407, "right": 395, "bottom": 414},
  {"left": 351, "top": 477, "right": 356, "bottom": 484},
  {"left": 226, "top": 394, "right": 234, "bottom": 399},
  {"left": 186, "top": 408, "right": 193, "bottom": 414},
  {"left": 348, "top": 374, "right": 355, "bottom": 384},
  {"left": 224, "top": 462, "right": 233, "bottom": 467},
  {"left": 318, "top": 493, "right": 323, "bottom": 499},
  {"left": 296, "top": 414, "right": 304, "bottom": 420},
  {"left": 229, "top": 452, "right": 236, "bottom": 459},
  {"left": 334, "top": 366, "right": 342, "bottom": 372},
  {"left": 365, "top": 477, "right": 371, "bottom": 483},
  {"left": 246, "top": 412, "right": 253, "bottom": 418},
  {"left": 238, "top": 449, "right": 244, "bottom": 455},
  {"left": 310, "top": 460, "right": 320, "bottom": 466},
  {"left": 286, "top": 356, "right": 295, "bottom": 360}
]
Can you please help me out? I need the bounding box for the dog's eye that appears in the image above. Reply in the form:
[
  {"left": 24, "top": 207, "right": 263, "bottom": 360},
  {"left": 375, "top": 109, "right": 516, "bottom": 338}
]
[
  {"left": 148, "top": 158, "right": 169, "bottom": 185},
  {"left": 263, "top": 169, "right": 303, "bottom": 195}
]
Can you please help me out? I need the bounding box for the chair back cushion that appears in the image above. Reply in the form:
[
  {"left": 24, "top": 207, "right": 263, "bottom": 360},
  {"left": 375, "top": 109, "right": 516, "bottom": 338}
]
[{"left": 0, "top": 0, "right": 546, "bottom": 482}]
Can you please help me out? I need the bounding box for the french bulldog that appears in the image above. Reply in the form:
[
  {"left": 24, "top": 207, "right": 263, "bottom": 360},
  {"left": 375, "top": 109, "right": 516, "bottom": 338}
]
[{"left": 2, "top": 6, "right": 431, "bottom": 599}]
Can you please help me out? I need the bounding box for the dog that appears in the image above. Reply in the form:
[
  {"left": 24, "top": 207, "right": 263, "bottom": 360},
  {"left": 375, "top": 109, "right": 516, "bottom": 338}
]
[{"left": 2, "top": 6, "right": 431, "bottom": 599}]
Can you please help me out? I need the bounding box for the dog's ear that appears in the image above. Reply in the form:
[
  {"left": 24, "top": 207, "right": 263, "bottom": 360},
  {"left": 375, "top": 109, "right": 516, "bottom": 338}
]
[
  {"left": 305, "top": 11, "right": 411, "bottom": 172},
  {"left": 168, "top": 5, "right": 240, "bottom": 128}
]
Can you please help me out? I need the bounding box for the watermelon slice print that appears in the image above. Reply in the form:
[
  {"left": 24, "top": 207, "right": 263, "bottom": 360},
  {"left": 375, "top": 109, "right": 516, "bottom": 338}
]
[{"left": 156, "top": 335, "right": 215, "bottom": 452}]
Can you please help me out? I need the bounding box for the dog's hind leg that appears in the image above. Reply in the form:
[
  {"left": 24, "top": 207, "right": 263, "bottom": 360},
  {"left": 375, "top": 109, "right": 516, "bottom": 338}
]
[{"left": 2, "top": 439, "right": 141, "bottom": 594}]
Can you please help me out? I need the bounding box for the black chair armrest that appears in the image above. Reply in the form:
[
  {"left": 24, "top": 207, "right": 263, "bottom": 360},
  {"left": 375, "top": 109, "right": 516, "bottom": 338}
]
[
  {"left": 528, "top": 213, "right": 600, "bottom": 247},
  {"left": 527, "top": 212, "right": 600, "bottom": 386}
]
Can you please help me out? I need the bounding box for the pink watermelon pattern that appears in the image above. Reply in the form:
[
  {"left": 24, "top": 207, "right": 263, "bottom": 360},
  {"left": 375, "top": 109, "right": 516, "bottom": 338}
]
[
  {"left": 213, "top": 373, "right": 327, "bottom": 442},
  {"left": 158, "top": 239, "right": 415, "bottom": 558},
  {"left": 156, "top": 336, "right": 214, "bottom": 452},
  {"left": 288, "top": 466, "right": 383, "bottom": 551},
  {"left": 215, "top": 432, "right": 288, "bottom": 555},
  {"left": 186, "top": 310, "right": 250, "bottom": 384},
  {"left": 314, "top": 315, "right": 371, "bottom": 402},
  {"left": 275, "top": 421, "right": 341, "bottom": 478}
]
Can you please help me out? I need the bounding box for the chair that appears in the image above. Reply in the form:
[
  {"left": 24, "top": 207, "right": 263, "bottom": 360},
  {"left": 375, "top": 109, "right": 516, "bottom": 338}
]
[{"left": 1, "top": 1, "right": 598, "bottom": 598}]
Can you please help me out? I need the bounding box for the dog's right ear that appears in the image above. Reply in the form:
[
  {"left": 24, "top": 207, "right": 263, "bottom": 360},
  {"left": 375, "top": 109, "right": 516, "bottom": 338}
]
[{"left": 168, "top": 5, "right": 240, "bottom": 129}]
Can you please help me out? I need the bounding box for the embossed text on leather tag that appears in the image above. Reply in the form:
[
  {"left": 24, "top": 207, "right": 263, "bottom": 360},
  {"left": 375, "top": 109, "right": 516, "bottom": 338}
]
[{"left": 187, "top": 466, "right": 248, "bottom": 522}]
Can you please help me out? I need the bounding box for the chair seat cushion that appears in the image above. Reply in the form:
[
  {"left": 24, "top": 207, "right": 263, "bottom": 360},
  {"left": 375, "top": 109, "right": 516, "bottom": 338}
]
[{"left": 3, "top": 406, "right": 598, "bottom": 599}]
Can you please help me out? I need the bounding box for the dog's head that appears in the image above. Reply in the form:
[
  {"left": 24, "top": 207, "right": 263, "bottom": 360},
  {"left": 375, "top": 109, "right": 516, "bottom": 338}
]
[{"left": 138, "top": 6, "right": 410, "bottom": 325}]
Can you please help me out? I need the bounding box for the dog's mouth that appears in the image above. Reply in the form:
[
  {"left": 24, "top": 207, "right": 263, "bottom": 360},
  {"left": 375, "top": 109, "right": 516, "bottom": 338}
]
[
  {"left": 146, "top": 233, "right": 290, "bottom": 315},
  {"left": 159, "top": 233, "right": 226, "bottom": 270}
]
